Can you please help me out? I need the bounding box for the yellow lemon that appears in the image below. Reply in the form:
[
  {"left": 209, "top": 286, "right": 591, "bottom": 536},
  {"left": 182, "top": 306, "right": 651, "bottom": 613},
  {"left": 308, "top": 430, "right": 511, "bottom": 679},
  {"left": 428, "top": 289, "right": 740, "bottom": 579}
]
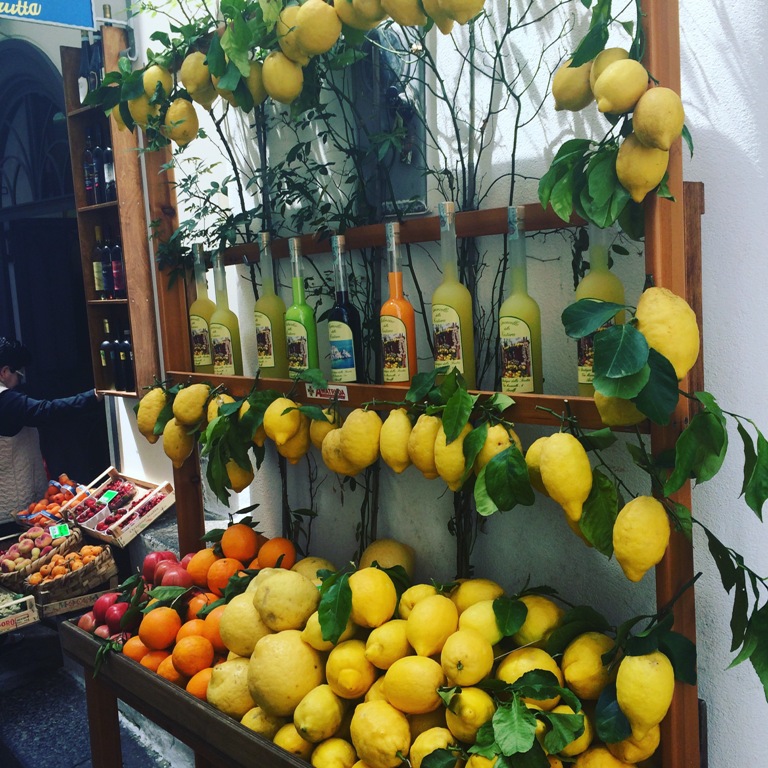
[
  {"left": 439, "top": 0, "right": 485, "bottom": 24},
  {"left": 296, "top": 0, "right": 343, "bottom": 56},
  {"left": 421, "top": 0, "right": 454, "bottom": 33},
  {"left": 311, "top": 737, "right": 357, "bottom": 768},
  {"left": 383, "top": 655, "right": 445, "bottom": 714},
  {"left": 173, "top": 382, "right": 211, "bottom": 426},
  {"left": 240, "top": 706, "right": 287, "bottom": 739},
  {"left": 434, "top": 422, "right": 473, "bottom": 491},
  {"left": 380, "top": 0, "right": 427, "bottom": 25},
  {"left": 445, "top": 687, "right": 496, "bottom": 743},
  {"left": 365, "top": 676, "right": 388, "bottom": 702},
  {"left": 474, "top": 423, "right": 523, "bottom": 475},
  {"left": 613, "top": 495, "right": 671, "bottom": 582},
  {"left": 277, "top": 5, "right": 311, "bottom": 66},
  {"left": 334, "top": 0, "right": 383, "bottom": 30},
  {"left": 496, "top": 647, "right": 564, "bottom": 710},
  {"left": 206, "top": 657, "right": 256, "bottom": 718},
  {"left": 128, "top": 93, "right": 160, "bottom": 127},
  {"left": 359, "top": 538, "right": 415, "bottom": 578},
  {"left": 398, "top": 583, "right": 439, "bottom": 619},
  {"left": 163, "top": 98, "right": 199, "bottom": 146},
  {"left": 245, "top": 60, "right": 267, "bottom": 106},
  {"left": 552, "top": 59, "right": 594, "bottom": 111},
  {"left": 589, "top": 47, "right": 629, "bottom": 92},
  {"left": 340, "top": 409, "right": 382, "bottom": 469},
  {"left": 594, "top": 392, "right": 645, "bottom": 428},
  {"left": 273, "top": 722, "right": 315, "bottom": 759},
  {"left": 539, "top": 432, "right": 592, "bottom": 522},
  {"left": 293, "top": 556, "right": 338, "bottom": 582},
  {"left": 632, "top": 86, "right": 685, "bottom": 151},
  {"left": 207, "top": 392, "right": 235, "bottom": 423},
  {"left": 310, "top": 408, "right": 340, "bottom": 450},
  {"left": 606, "top": 723, "right": 661, "bottom": 763},
  {"left": 365, "top": 620, "right": 413, "bottom": 669},
  {"left": 406, "top": 594, "right": 458, "bottom": 657},
  {"left": 262, "top": 50, "right": 304, "bottom": 104},
  {"left": 615, "top": 132, "right": 670, "bottom": 204},
  {"left": 352, "top": 0, "right": 388, "bottom": 23},
  {"left": 561, "top": 632, "right": 616, "bottom": 700},
  {"left": 511, "top": 594, "right": 565, "bottom": 648},
  {"left": 574, "top": 746, "right": 635, "bottom": 767},
  {"left": 294, "top": 684, "right": 346, "bottom": 742},
  {"left": 616, "top": 651, "right": 675, "bottom": 741},
  {"left": 301, "top": 609, "right": 356, "bottom": 651},
  {"left": 407, "top": 414, "right": 441, "bottom": 479},
  {"left": 143, "top": 63, "right": 173, "bottom": 98},
  {"left": 410, "top": 727, "right": 461, "bottom": 768},
  {"left": 450, "top": 578, "right": 505, "bottom": 614},
  {"left": 263, "top": 396, "right": 301, "bottom": 446},
  {"left": 349, "top": 700, "right": 411, "bottom": 768},
  {"left": 219, "top": 592, "right": 271, "bottom": 657},
  {"left": 322, "top": 427, "right": 364, "bottom": 476},
  {"left": 162, "top": 417, "right": 195, "bottom": 469},
  {"left": 136, "top": 386, "right": 167, "bottom": 443},
  {"left": 524, "top": 436, "right": 550, "bottom": 495},
  {"left": 349, "top": 567, "right": 398, "bottom": 628},
  {"left": 277, "top": 412, "right": 311, "bottom": 464},
  {"left": 379, "top": 408, "right": 413, "bottom": 474},
  {"left": 458, "top": 599, "right": 503, "bottom": 646},
  {"left": 408, "top": 709, "right": 447, "bottom": 741},
  {"left": 327, "top": 639, "right": 378, "bottom": 699},
  {"left": 180, "top": 51, "right": 218, "bottom": 109},
  {"left": 225, "top": 458, "right": 254, "bottom": 493},
  {"left": 441, "top": 628, "right": 494, "bottom": 686},
  {"left": 593, "top": 58, "right": 648, "bottom": 113},
  {"left": 252, "top": 568, "right": 320, "bottom": 631},
  {"left": 551, "top": 704, "right": 593, "bottom": 757}
]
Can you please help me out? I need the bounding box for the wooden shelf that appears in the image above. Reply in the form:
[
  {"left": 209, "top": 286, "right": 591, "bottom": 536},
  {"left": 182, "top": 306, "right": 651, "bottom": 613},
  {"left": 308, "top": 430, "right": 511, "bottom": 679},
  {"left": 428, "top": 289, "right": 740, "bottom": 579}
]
[
  {"left": 87, "top": 299, "right": 128, "bottom": 306},
  {"left": 67, "top": 104, "right": 99, "bottom": 118},
  {"left": 78, "top": 200, "right": 119, "bottom": 214}
]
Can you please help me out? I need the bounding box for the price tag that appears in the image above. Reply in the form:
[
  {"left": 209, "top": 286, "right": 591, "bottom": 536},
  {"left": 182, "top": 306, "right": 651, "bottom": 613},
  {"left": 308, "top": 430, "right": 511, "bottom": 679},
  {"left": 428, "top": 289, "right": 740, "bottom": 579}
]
[
  {"left": 100, "top": 490, "right": 118, "bottom": 503},
  {"left": 305, "top": 383, "right": 349, "bottom": 402},
  {"left": 49, "top": 523, "right": 71, "bottom": 538}
]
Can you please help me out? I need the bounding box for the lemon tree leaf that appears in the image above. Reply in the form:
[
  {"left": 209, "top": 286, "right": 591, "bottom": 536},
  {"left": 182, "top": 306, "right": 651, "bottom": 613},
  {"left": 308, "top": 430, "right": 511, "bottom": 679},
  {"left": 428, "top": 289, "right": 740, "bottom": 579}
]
[
  {"left": 443, "top": 387, "right": 476, "bottom": 443},
  {"left": 406, "top": 368, "right": 446, "bottom": 403},
  {"left": 578, "top": 427, "right": 617, "bottom": 452},
  {"left": 461, "top": 422, "right": 488, "bottom": 485},
  {"left": 743, "top": 429, "right": 768, "bottom": 520},
  {"left": 593, "top": 323, "right": 649, "bottom": 378},
  {"left": 491, "top": 698, "right": 538, "bottom": 755},
  {"left": 571, "top": 20, "right": 610, "bottom": 66},
  {"left": 486, "top": 393, "right": 515, "bottom": 413},
  {"left": 682, "top": 124, "right": 694, "bottom": 158},
  {"left": 671, "top": 502, "right": 693, "bottom": 540},
  {"left": 550, "top": 169, "right": 576, "bottom": 222},
  {"left": 595, "top": 683, "right": 632, "bottom": 743},
  {"left": 503, "top": 741, "right": 549, "bottom": 767},
  {"left": 474, "top": 466, "right": 499, "bottom": 518},
  {"left": 422, "top": 750, "right": 461, "bottom": 768},
  {"left": 545, "top": 605, "right": 612, "bottom": 655},
  {"left": 206, "top": 32, "right": 227, "bottom": 78},
  {"left": 737, "top": 421, "right": 758, "bottom": 498},
  {"left": 318, "top": 570, "right": 352, "bottom": 644},
  {"left": 579, "top": 469, "right": 619, "bottom": 556},
  {"left": 659, "top": 631, "right": 697, "bottom": 684},
  {"left": 512, "top": 670, "right": 581, "bottom": 712},
  {"left": 632, "top": 349, "right": 679, "bottom": 424},
  {"left": 664, "top": 411, "right": 728, "bottom": 495},
  {"left": 562, "top": 299, "right": 628, "bottom": 338},
  {"left": 593, "top": 364, "right": 650, "bottom": 399},
  {"left": 540, "top": 711, "right": 585, "bottom": 754},
  {"left": 485, "top": 447, "right": 535, "bottom": 510},
  {"left": 493, "top": 597, "right": 528, "bottom": 637}
]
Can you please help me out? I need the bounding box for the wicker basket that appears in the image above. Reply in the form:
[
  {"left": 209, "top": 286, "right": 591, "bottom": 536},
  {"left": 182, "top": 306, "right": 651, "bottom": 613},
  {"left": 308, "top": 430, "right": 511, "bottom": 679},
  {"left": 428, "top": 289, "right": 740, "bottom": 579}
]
[{"left": 0, "top": 528, "right": 82, "bottom": 593}]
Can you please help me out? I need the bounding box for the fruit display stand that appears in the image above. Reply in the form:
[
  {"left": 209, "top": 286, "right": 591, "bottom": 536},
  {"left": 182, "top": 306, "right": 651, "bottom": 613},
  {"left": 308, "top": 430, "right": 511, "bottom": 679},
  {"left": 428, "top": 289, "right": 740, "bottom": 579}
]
[{"left": 0, "top": 588, "right": 40, "bottom": 635}]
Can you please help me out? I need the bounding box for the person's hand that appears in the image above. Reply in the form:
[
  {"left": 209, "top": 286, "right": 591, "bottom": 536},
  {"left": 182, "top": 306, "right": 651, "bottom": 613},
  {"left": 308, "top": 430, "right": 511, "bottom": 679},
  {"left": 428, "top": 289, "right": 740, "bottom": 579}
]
[{"left": 95, "top": 389, "right": 105, "bottom": 402}]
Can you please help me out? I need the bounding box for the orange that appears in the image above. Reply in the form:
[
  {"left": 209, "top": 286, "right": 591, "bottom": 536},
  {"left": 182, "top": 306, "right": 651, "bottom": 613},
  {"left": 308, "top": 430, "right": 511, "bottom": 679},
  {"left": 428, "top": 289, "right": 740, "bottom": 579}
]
[
  {"left": 220, "top": 524, "right": 262, "bottom": 563},
  {"left": 257, "top": 537, "right": 296, "bottom": 570},
  {"left": 138, "top": 606, "right": 183, "bottom": 651},
  {"left": 172, "top": 635, "right": 215, "bottom": 677},
  {"left": 122, "top": 635, "right": 150, "bottom": 662},
  {"left": 140, "top": 649, "right": 170, "bottom": 672},
  {"left": 186, "top": 548, "right": 220, "bottom": 588},
  {"left": 176, "top": 618, "right": 206, "bottom": 642},
  {"left": 186, "top": 667, "right": 214, "bottom": 700},
  {"left": 186, "top": 591, "right": 219, "bottom": 621},
  {"left": 207, "top": 557, "right": 245, "bottom": 596},
  {"left": 247, "top": 557, "right": 260, "bottom": 570},
  {"left": 202, "top": 605, "right": 228, "bottom": 655},
  {"left": 157, "top": 655, "right": 188, "bottom": 685}
]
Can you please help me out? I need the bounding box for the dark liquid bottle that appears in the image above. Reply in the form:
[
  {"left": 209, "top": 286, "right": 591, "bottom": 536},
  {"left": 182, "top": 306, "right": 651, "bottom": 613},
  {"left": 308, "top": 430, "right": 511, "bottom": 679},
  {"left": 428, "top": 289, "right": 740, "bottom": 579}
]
[
  {"left": 101, "top": 228, "right": 114, "bottom": 299},
  {"left": 119, "top": 330, "right": 135, "bottom": 392},
  {"left": 103, "top": 142, "right": 116, "bottom": 201},
  {"left": 77, "top": 30, "right": 90, "bottom": 105},
  {"left": 92, "top": 127, "right": 105, "bottom": 204},
  {"left": 82, "top": 134, "right": 95, "bottom": 206},
  {"left": 111, "top": 323, "right": 125, "bottom": 391},
  {"left": 99, "top": 318, "right": 114, "bottom": 389},
  {"left": 111, "top": 236, "right": 126, "bottom": 299},
  {"left": 88, "top": 28, "right": 103, "bottom": 92},
  {"left": 328, "top": 235, "right": 363, "bottom": 383},
  {"left": 92, "top": 225, "right": 105, "bottom": 299}
]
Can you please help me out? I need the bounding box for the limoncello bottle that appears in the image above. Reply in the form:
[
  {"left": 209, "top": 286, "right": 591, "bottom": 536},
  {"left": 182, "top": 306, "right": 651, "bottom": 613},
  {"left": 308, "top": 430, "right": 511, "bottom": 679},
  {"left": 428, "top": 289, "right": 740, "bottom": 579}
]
[
  {"left": 252, "top": 231, "right": 288, "bottom": 378},
  {"left": 328, "top": 235, "right": 364, "bottom": 383},
  {"left": 575, "top": 224, "right": 625, "bottom": 396},
  {"left": 431, "top": 201, "right": 476, "bottom": 389},
  {"left": 188, "top": 243, "right": 216, "bottom": 374},
  {"left": 285, "top": 237, "right": 319, "bottom": 377},
  {"left": 210, "top": 253, "right": 243, "bottom": 376},
  {"left": 380, "top": 222, "right": 417, "bottom": 384},
  {"left": 499, "top": 207, "right": 542, "bottom": 394}
]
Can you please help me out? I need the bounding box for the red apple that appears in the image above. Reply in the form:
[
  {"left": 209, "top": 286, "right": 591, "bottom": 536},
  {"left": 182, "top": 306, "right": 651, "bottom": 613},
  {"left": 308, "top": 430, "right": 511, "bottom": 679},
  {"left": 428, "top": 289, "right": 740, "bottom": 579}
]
[
  {"left": 142, "top": 551, "right": 177, "bottom": 583},
  {"left": 93, "top": 592, "right": 121, "bottom": 625},
  {"left": 105, "top": 601, "right": 132, "bottom": 635},
  {"left": 77, "top": 611, "right": 97, "bottom": 633},
  {"left": 180, "top": 552, "right": 194, "bottom": 569},
  {"left": 161, "top": 566, "right": 193, "bottom": 588},
  {"left": 153, "top": 558, "right": 182, "bottom": 585},
  {"left": 94, "top": 624, "right": 111, "bottom": 639}
]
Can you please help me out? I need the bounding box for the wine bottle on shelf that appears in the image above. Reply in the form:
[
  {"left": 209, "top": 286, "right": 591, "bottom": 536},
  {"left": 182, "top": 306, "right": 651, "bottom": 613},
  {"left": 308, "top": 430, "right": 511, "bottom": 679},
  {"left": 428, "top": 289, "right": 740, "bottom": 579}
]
[
  {"left": 82, "top": 133, "right": 96, "bottom": 206},
  {"left": 88, "top": 27, "right": 104, "bottom": 92},
  {"left": 92, "top": 226, "right": 106, "bottom": 299},
  {"left": 77, "top": 30, "right": 91, "bottom": 105},
  {"left": 92, "top": 127, "right": 105, "bottom": 204},
  {"left": 188, "top": 243, "right": 216, "bottom": 374},
  {"left": 431, "top": 201, "right": 476, "bottom": 389},
  {"left": 253, "top": 232, "right": 288, "bottom": 378},
  {"left": 380, "top": 221, "right": 417, "bottom": 384},
  {"left": 101, "top": 227, "right": 114, "bottom": 299},
  {"left": 111, "top": 322, "right": 126, "bottom": 391},
  {"left": 103, "top": 4, "right": 113, "bottom": 26},
  {"left": 575, "top": 224, "right": 625, "bottom": 396},
  {"left": 499, "top": 207, "right": 542, "bottom": 394},
  {"left": 111, "top": 236, "right": 126, "bottom": 299},
  {"left": 210, "top": 253, "right": 243, "bottom": 376},
  {"left": 98, "top": 318, "right": 114, "bottom": 389},
  {"left": 120, "top": 330, "right": 135, "bottom": 392},
  {"left": 103, "top": 142, "right": 116, "bottom": 201},
  {"left": 328, "top": 235, "right": 364, "bottom": 384},
  {"left": 284, "top": 238, "right": 319, "bottom": 377}
]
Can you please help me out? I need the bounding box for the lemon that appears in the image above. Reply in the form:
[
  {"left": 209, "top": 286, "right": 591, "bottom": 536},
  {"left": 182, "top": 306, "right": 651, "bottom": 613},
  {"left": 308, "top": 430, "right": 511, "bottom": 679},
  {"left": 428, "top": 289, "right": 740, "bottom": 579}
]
[
  {"left": 245, "top": 566, "right": 279, "bottom": 594},
  {"left": 296, "top": 0, "right": 342, "bottom": 55},
  {"left": 399, "top": 583, "right": 438, "bottom": 619},
  {"left": 352, "top": 0, "right": 388, "bottom": 23},
  {"left": 511, "top": 594, "right": 565, "bottom": 648},
  {"left": 383, "top": 655, "right": 445, "bottom": 714},
  {"left": 434, "top": 422, "right": 473, "bottom": 491},
  {"left": 379, "top": 408, "right": 413, "bottom": 474},
  {"left": 311, "top": 737, "right": 358, "bottom": 768},
  {"left": 474, "top": 423, "right": 523, "bottom": 475},
  {"left": 407, "top": 414, "right": 441, "bottom": 479},
  {"left": 349, "top": 567, "right": 397, "bottom": 628},
  {"left": 551, "top": 704, "right": 593, "bottom": 757},
  {"left": 592, "top": 58, "right": 648, "bottom": 113},
  {"left": 211, "top": 71, "right": 238, "bottom": 107},
  {"left": 128, "top": 93, "right": 160, "bottom": 127},
  {"left": 445, "top": 687, "right": 496, "bottom": 742},
  {"left": 226, "top": 458, "right": 254, "bottom": 493},
  {"left": 180, "top": 51, "right": 218, "bottom": 109},
  {"left": 496, "top": 647, "right": 564, "bottom": 710},
  {"left": 350, "top": 700, "right": 411, "bottom": 768},
  {"left": 408, "top": 708, "right": 447, "bottom": 740},
  {"left": 294, "top": 684, "right": 346, "bottom": 742},
  {"left": 206, "top": 658, "right": 256, "bottom": 718},
  {"left": 365, "top": 676, "right": 388, "bottom": 702},
  {"left": 238, "top": 400, "right": 267, "bottom": 446},
  {"left": 450, "top": 578, "right": 505, "bottom": 614},
  {"left": 277, "top": 5, "right": 311, "bottom": 66},
  {"left": 438, "top": 0, "right": 484, "bottom": 23},
  {"left": 359, "top": 538, "right": 415, "bottom": 578},
  {"left": 616, "top": 651, "right": 675, "bottom": 741},
  {"left": 173, "top": 383, "right": 211, "bottom": 426},
  {"left": 574, "top": 746, "right": 635, "bottom": 767},
  {"left": 334, "top": 0, "right": 383, "bottom": 31},
  {"left": 539, "top": 432, "right": 592, "bottom": 522},
  {"left": 240, "top": 706, "right": 287, "bottom": 738},
  {"left": 277, "top": 412, "right": 311, "bottom": 464},
  {"left": 421, "top": 0, "right": 454, "bottom": 34},
  {"left": 547, "top": 758, "right": 565, "bottom": 768},
  {"left": 219, "top": 592, "right": 272, "bottom": 657},
  {"left": 365, "top": 620, "right": 413, "bottom": 669},
  {"left": 293, "top": 556, "right": 338, "bottom": 582},
  {"left": 524, "top": 436, "right": 550, "bottom": 495},
  {"left": 327, "top": 639, "right": 378, "bottom": 698},
  {"left": 466, "top": 757, "right": 498, "bottom": 768},
  {"left": 301, "top": 609, "right": 356, "bottom": 651},
  {"left": 207, "top": 392, "right": 235, "bottom": 423},
  {"left": 593, "top": 391, "right": 645, "bottom": 428},
  {"left": 440, "top": 628, "right": 494, "bottom": 686},
  {"left": 380, "top": 0, "right": 427, "bottom": 25},
  {"left": 340, "top": 409, "right": 383, "bottom": 469},
  {"left": 274, "top": 722, "right": 315, "bottom": 758},
  {"left": 458, "top": 599, "right": 503, "bottom": 646},
  {"left": 162, "top": 417, "right": 195, "bottom": 469},
  {"left": 263, "top": 396, "right": 302, "bottom": 446},
  {"left": 322, "top": 427, "right": 364, "bottom": 476},
  {"left": 410, "top": 727, "right": 461, "bottom": 768},
  {"left": 406, "top": 594, "right": 458, "bottom": 657},
  {"left": 634, "top": 286, "right": 700, "bottom": 380},
  {"left": 262, "top": 51, "right": 304, "bottom": 104},
  {"left": 589, "top": 48, "right": 629, "bottom": 92},
  {"left": 163, "top": 98, "right": 199, "bottom": 146},
  {"left": 606, "top": 723, "right": 660, "bottom": 762},
  {"left": 111, "top": 104, "right": 128, "bottom": 132},
  {"left": 632, "top": 86, "right": 685, "bottom": 151},
  {"left": 552, "top": 59, "right": 594, "bottom": 112},
  {"left": 310, "top": 408, "right": 340, "bottom": 450},
  {"left": 252, "top": 568, "right": 320, "bottom": 631},
  {"left": 561, "top": 632, "right": 616, "bottom": 700},
  {"left": 615, "top": 132, "right": 670, "bottom": 204},
  {"left": 613, "top": 495, "right": 670, "bottom": 582},
  {"left": 143, "top": 63, "right": 173, "bottom": 98},
  {"left": 137, "top": 387, "right": 167, "bottom": 443}
]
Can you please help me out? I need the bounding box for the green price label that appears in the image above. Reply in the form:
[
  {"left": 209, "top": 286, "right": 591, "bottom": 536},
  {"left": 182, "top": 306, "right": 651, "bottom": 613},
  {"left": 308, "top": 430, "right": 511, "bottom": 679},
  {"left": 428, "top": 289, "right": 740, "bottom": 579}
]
[
  {"left": 49, "top": 523, "right": 71, "bottom": 538},
  {"left": 100, "top": 490, "right": 118, "bottom": 503}
]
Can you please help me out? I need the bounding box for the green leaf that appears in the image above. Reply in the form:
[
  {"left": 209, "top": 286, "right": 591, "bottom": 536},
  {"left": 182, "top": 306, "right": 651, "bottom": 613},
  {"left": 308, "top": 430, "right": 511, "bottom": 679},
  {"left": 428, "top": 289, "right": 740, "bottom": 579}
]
[
  {"left": 299, "top": 405, "right": 331, "bottom": 422},
  {"left": 703, "top": 526, "right": 738, "bottom": 593},
  {"left": 493, "top": 597, "right": 528, "bottom": 637},
  {"left": 217, "top": 58, "right": 243, "bottom": 92},
  {"left": 474, "top": 466, "right": 499, "bottom": 518},
  {"left": 744, "top": 430, "right": 768, "bottom": 520},
  {"left": 682, "top": 124, "right": 694, "bottom": 158},
  {"left": 406, "top": 368, "right": 445, "bottom": 403},
  {"left": 659, "top": 630, "right": 697, "bottom": 685},
  {"left": 206, "top": 33, "right": 226, "bottom": 78},
  {"left": 540, "top": 711, "right": 585, "bottom": 755},
  {"left": 632, "top": 349, "right": 680, "bottom": 425},
  {"left": 664, "top": 411, "right": 728, "bottom": 495},
  {"left": 505, "top": 740, "right": 550, "bottom": 768},
  {"left": 318, "top": 571, "right": 352, "bottom": 644},
  {"left": 486, "top": 393, "right": 515, "bottom": 414},
  {"left": 550, "top": 169, "right": 576, "bottom": 222},
  {"left": 485, "top": 447, "right": 536, "bottom": 511},
  {"left": 671, "top": 502, "right": 693, "bottom": 540},
  {"left": 571, "top": 21, "right": 610, "bottom": 66},
  {"left": 730, "top": 604, "right": 768, "bottom": 703},
  {"left": 737, "top": 422, "right": 758, "bottom": 498},
  {"left": 492, "top": 698, "right": 538, "bottom": 755},
  {"left": 545, "top": 605, "right": 612, "bottom": 656},
  {"left": 461, "top": 423, "right": 488, "bottom": 485},
  {"left": 593, "top": 364, "right": 650, "bottom": 399},
  {"left": 579, "top": 469, "right": 619, "bottom": 556},
  {"left": 422, "top": 749, "right": 462, "bottom": 768},
  {"left": 593, "top": 324, "right": 649, "bottom": 378},
  {"left": 617, "top": 199, "right": 645, "bottom": 241},
  {"left": 513, "top": 670, "right": 581, "bottom": 712},
  {"left": 146, "top": 586, "right": 190, "bottom": 603},
  {"left": 595, "top": 683, "right": 632, "bottom": 743},
  {"left": 443, "top": 387, "right": 476, "bottom": 443},
  {"left": 562, "top": 299, "right": 628, "bottom": 339},
  {"left": 578, "top": 428, "right": 617, "bottom": 452}
]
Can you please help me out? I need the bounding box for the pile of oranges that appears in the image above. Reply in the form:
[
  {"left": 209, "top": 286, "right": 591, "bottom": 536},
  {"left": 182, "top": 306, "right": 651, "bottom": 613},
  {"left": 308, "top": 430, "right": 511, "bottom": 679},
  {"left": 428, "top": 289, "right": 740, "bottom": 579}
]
[
  {"left": 28, "top": 544, "right": 105, "bottom": 587},
  {"left": 17, "top": 474, "right": 78, "bottom": 526}
]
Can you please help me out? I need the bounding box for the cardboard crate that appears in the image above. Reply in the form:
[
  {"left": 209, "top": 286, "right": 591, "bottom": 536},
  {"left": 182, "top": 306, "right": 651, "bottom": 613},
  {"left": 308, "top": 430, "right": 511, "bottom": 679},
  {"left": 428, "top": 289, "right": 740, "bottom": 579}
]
[
  {"left": 36, "top": 578, "right": 120, "bottom": 618},
  {"left": 0, "top": 588, "right": 39, "bottom": 634}
]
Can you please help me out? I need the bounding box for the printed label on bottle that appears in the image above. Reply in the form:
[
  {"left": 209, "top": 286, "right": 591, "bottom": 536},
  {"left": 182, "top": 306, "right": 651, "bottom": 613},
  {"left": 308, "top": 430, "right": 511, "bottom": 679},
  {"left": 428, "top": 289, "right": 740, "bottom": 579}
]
[
  {"left": 578, "top": 317, "right": 615, "bottom": 385},
  {"left": 499, "top": 315, "right": 534, "bottom": 394},
  {"left": 286, "top": 319, "right": 309, "bottom": 376},
  {"left": 432, "top": 304, "right": 464, "bottom": 373},
  {"left": 93, "top": 263, "right": 104, "bottom": 292},
  {"left": 329, "top": 321, "right": 357, "bottom": 382},
  {"left": 189, "top": 315, "right": 212, "bottom": 367},
  {"left": 254, "top": 311, "right": 275, "bottom": 368},
  {"left": 380, "top": 315, "right": 410, "bottom": 383},
  {"left": 99, "top": 350, "right": 108, "bottom": 368},
  {"left": 210, "top": 322, "right": 236, "bottom": 375}
]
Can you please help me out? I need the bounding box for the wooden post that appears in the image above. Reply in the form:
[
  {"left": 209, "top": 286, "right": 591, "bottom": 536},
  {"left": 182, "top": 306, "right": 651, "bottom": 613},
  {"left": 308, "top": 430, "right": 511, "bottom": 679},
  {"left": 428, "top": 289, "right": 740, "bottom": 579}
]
[{"left": 84, "top": 675, "right": 123, "bottom": 768}]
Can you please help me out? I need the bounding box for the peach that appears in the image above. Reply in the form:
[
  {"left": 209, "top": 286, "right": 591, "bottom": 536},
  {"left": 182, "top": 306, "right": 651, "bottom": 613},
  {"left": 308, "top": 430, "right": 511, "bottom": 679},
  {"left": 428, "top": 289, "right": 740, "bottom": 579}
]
[
  {"left": 17, "top": 540, "right": 34, "bottom": 556},
  {"left": 1, "top": 559, "right": 15, "bottom": 573},
  {"left": 34, "top": 534, "right": 52, "bottom": 548}
]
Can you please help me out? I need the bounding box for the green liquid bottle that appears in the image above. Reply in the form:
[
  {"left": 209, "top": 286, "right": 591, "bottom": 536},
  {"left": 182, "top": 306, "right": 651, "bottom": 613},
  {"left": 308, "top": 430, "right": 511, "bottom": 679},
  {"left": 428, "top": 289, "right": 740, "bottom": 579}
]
[
  {"left": 499, "top": 207, "right": 542, "bottom": 394},
  {"left": 284, "top": 237, "right": 319, "bottom": 377},
  {"left": 253, "top": 232, "right": 288, "bottom": 378},
  {"left": 210, "top": 253, "right": 243, "bottom": 376},
  {"left": 188, "top": 243, "right": 216, "bottom": 374}
]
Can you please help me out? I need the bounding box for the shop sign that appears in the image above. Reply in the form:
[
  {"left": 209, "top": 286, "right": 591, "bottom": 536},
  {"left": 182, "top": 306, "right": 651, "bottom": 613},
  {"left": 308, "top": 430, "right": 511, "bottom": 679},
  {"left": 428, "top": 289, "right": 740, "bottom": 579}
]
[{"left": 0, "top": 0, "right": 94, "bottom": 30}]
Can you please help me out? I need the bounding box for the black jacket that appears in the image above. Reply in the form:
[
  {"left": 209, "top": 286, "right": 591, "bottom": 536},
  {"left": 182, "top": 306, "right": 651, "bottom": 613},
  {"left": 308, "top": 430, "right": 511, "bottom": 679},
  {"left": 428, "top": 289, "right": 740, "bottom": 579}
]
[{"left": 0, "top": 388, "right": 100, "bottom": 437}]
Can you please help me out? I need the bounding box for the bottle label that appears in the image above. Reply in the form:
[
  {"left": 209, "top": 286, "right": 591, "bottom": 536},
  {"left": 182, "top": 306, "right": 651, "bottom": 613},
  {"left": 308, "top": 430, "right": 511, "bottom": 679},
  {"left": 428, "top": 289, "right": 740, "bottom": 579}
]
[
  {"left": 499, "top": 315, "right": 534, "bottom": 394},
  {"left": 210, "top": 322, "right": 236, "bottom": 375},
  {"left": 286, "top": 319, "right": 309, "bottom": 375},
  {"left": 189, "top": 315, "right": 212, "bottom": 367},
  {"left": 432, "top": 304, "right": 464, "bottom": 374},
  {"left": 578, "top": 318, "right": 614, "bottom": 385},
  {"left": 254, "top": 311, "right": 275, "bottom": 369},
  {"left": 93, "top": 262, "right": 104, "bottom": 292},
  {"left": 99, "top": 350, "right": 108, "bottom": 368},
  {"left": 329, "top": 321, "right": 357, "bottom": 382},
  {"left": 380, "top": 315, "right": 410, "bottom": 383}
]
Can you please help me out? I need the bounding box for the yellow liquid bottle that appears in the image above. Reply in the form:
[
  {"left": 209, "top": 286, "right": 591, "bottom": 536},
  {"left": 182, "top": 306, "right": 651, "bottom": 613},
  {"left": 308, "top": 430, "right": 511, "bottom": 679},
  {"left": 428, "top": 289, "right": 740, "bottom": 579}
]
[
  {"left": 431, "top": 201, "right": 476, "bottom": 389},
  {"left": 499, "top": 207, "right": 542, "bottom": 394},
  {"left": 253, "top": 232, "right": 288, "bottom": 378},
  {"left": 188, "top": 242, "right": 216, "bottom": 375},
  {"left": 210, "top": 253, "right": 243, "bottom": 376},
  {"left": 575, "top": 224, "right": 625, "bottom": 396}
]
